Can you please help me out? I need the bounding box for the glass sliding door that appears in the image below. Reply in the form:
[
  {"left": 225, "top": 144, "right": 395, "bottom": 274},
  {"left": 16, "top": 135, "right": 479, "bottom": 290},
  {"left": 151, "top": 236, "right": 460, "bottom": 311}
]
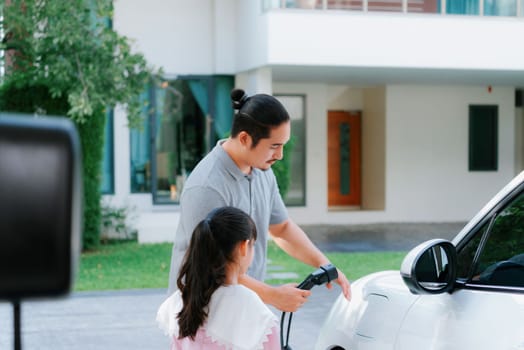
[
  {"left": 130, "top": 89, "right": 153, "bottom": 193},
  {"left": 150, "top": 76, "right": 234, "bottom": 204},
  {"left": 151, "top": 78, "right": 205, "bottom": 203}
]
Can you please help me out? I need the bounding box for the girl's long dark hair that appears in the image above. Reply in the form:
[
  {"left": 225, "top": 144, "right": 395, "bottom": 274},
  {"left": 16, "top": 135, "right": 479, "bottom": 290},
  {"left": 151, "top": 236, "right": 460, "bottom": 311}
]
[{"left": 176, "top": 206, "right": 257, "bottom": 339}]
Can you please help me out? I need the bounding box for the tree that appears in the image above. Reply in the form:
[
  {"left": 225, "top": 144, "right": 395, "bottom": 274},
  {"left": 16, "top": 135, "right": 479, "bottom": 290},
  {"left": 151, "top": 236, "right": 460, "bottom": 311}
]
[{"left": 0, "top": 0, "right": 158, "bottom": 249}]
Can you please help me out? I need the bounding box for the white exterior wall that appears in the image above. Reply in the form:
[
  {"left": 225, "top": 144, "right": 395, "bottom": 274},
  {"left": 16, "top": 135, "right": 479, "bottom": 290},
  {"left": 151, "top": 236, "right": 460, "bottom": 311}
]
[
  {"left": 113, "top": 2, "right": 524, "bottom": 77},
  {"left": 113, "top": 0, "right": 237, "bottom": 75},
  {"left": 282, "top": 84, "right": 516, "bottom": 225},
  {"left": 265, "top": 11, "right": 524, "bottom": 71},
  {"left": 385, "top": 85, "right": 516, "bottom": 221}
]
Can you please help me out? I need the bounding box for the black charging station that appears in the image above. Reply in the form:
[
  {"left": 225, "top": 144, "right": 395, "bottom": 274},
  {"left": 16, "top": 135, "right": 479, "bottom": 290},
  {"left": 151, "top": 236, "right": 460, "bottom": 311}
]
[{"left": 0, "top": 114, "right": 82, "bottom": 350}]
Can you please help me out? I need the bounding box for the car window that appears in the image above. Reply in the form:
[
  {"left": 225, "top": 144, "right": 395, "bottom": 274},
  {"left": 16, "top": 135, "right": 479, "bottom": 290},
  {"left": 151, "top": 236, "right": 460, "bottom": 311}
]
[
  {"left": 471, "top": 191, "right": 524, "bottom": 288},
  {"left": 456, "top": 222, "right": 488, "bottom": 280}
]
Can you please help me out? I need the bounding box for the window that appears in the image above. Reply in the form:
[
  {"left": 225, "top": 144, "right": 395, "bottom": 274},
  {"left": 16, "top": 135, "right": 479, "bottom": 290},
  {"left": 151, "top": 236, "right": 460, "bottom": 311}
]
[
  {"left": 100, "top": 109, "right": 114, "bottom": 194},
  {"left": 469, "top": 105, "right": 498, "bottom": 171},
  {"left": 484, "top": 0, "right": 517, "bottom": 16},
  {"left": 130, "top": 88, "right": 153, "bottom": 193},
  {"left": 129, "top": 76, "right": 234, "bottom": 203},
  {"left": 446, "top": 0, "right": 480, "bottom": 15},
  {"left": 471, "top": 191, "right": 524, "bottom": 287},
  {"left": 151, "top": 78, "right": 208, "bottom": 203},
  {"left": 460, "top": 190, "right": 524, "bottom": 288},
  {"left": 275, "top": 95, "right": 306, "bottom": 206},
  {"left": 456, "top": 222, "right": 488, "bottom": 280}
]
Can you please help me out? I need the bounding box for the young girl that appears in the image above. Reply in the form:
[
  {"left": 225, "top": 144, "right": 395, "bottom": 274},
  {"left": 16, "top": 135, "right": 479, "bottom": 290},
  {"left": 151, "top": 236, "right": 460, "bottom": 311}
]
[{"left": 157, "top": 206, "right": 280, "bottom": 350}]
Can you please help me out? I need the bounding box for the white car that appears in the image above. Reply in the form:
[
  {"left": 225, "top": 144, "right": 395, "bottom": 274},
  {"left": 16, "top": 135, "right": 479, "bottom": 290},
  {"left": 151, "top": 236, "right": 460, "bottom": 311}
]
[{"left": 315, "top": 171, "right": 524, "bottom": 350}]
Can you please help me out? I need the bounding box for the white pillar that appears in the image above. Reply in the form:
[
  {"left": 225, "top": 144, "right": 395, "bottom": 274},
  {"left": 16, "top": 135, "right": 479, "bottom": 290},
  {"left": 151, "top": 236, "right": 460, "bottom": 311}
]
[
  {"left": 105, "top": 104, "right": 132, "bottom": 206},
  {"left": 235, "top": 67, "right": 273, "bottom": 95},
  {"left": 516, "top": 107, "right": 524, "bottom": 174}
]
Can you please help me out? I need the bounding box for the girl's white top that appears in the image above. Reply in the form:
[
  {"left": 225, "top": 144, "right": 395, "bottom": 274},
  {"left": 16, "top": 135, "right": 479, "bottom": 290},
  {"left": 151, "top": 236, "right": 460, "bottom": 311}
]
[{"left": 156, "top": 284, "right": 278, "bottom": 350}]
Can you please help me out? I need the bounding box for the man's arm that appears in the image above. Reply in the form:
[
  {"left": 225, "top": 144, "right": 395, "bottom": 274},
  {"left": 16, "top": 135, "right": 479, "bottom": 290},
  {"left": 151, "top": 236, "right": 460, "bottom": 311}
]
[{"left": 269, "top": 218, "right": 351, "bottom": 300}]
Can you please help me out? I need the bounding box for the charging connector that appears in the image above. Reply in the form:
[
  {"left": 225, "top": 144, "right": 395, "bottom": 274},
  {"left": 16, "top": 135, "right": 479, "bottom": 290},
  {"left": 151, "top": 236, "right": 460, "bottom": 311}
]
[
  {"left": 297, "top": 264, "right": 338, "bottom": 290},
  {"left": 280, "top": 264, "right": 339, "bottom": 349}
]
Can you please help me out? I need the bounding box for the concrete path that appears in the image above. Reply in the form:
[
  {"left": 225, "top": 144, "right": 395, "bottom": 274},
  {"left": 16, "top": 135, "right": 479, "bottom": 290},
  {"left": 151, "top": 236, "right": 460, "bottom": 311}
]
[{"left": 302, "top": 222, "right": 464, "bottom": 252}]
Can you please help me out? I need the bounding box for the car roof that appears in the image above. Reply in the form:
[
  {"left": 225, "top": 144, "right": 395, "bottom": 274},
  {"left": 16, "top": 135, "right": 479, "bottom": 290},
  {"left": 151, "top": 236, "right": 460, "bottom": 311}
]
[{"left": 452, "top": 170, "right": 524, "bottom": 246}]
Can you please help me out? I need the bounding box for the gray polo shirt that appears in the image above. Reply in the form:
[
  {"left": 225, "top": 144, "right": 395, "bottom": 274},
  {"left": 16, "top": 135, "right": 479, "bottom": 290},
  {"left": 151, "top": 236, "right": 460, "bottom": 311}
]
[{"left": 167, "top": 140, "right": 288, "bottom": 293}]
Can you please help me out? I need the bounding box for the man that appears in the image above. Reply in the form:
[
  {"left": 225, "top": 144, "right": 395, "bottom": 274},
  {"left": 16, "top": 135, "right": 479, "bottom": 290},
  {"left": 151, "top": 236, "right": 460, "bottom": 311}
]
[{"left": 168, "top": 89, "right": 351, "bottom": 312}]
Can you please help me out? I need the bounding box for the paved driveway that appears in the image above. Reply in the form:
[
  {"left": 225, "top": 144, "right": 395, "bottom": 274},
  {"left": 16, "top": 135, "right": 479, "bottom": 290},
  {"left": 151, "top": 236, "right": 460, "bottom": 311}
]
[
  {"left": 0, "top": 286, "right": 339, "bottom": 350},
  {"left": 0, "top": 222, "right": 463, "bottom": 349}
]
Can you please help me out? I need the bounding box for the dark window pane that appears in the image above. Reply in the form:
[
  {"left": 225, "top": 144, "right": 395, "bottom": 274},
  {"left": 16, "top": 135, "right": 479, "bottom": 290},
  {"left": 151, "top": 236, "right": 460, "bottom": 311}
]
[
  {"left": 456, "top": 221, "right": 488, "bottom": 280},
  {"left": 472, "top": 192, "right": 524, "bottom": 287},
  {"left": 469, "top": 105, "right": 498, "bottom": 171},
  {"left": 130, "top": 89, "right": 152, "bottom": 193}
]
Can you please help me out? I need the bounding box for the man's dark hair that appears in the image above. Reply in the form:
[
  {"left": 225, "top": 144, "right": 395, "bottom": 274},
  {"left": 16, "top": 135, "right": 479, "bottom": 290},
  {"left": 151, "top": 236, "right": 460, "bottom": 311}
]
[{"left": 230, "top": 89, "right": 290, "bottom": 148}]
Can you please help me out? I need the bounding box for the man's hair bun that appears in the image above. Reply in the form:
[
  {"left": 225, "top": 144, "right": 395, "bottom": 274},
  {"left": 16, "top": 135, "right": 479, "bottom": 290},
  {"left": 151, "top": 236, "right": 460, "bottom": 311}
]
[{"left": 231, "top": 89, "right": 249, "bottom": 110}]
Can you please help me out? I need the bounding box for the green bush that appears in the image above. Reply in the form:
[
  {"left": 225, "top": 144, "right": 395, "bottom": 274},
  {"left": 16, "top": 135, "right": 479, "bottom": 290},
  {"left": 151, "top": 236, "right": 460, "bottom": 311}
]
[
  {"left": 100, "top": 203, "right": 138, "bottom": 242},
  {"left": 0, "top": 0, "right": 156, "bottom": 250},
  {"left": 77, "top": 111, "right": 105, "bottom": 250},
  {"left": 0, "top": 83, "right": 105, "bottom": 250}
]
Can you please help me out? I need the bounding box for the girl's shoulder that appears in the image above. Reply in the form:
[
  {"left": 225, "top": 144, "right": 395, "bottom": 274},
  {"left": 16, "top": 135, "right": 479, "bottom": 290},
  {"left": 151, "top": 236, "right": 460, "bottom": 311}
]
[
  {"left": 214, "top": 284, "right": 262, "bottom": 301},
  {"left": 156, "top": 290, "right": 183, "bottom": 337},
  {"left": 206, "top": 285, "right": 278, "bottom": 349}
]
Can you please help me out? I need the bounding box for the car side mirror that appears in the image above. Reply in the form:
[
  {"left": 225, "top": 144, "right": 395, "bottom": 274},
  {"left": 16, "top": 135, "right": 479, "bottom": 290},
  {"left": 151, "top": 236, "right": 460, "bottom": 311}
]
[{"left": 400, "top": 239, "right": 457, "bottom": 295}]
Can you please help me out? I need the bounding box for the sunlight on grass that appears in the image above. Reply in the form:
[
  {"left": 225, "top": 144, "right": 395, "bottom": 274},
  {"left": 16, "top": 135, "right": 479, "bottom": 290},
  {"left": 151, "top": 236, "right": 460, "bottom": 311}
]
[
  {"left": 75, "top": 241, "right": 172, "bottom": 291},
  {"left": 75, "top": 240, "right": 407, "bottom": 291},
  {"left": 266, "top": 241, "right": 406, "bottom": 285}
]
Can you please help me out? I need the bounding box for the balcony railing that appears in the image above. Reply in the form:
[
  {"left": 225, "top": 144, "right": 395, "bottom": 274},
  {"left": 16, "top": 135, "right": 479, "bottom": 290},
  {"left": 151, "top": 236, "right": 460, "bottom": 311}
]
[{"left": 263, "top": 0, "right": 524, "bottom": 17}]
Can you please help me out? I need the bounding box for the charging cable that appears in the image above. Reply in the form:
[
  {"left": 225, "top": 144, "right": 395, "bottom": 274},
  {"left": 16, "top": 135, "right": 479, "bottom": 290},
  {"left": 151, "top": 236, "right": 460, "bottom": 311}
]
[{"left": 279, "top": 264, "right": 338, "bottom": 350}]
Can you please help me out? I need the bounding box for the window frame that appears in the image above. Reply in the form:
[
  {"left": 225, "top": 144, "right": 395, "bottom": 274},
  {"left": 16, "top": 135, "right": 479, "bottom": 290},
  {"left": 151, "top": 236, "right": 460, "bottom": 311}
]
[
  {"left": 274, "top": 94, "right": 307, "bottom": 207},
  {"left": 100, "top": 109, "right": 115, "bottom": 194}
]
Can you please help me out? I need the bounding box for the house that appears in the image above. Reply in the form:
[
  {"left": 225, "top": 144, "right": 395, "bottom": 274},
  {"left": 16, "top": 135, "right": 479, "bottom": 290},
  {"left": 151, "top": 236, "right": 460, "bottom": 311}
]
[{"left": 104, "top": 0, "right": 524, "bottom": 243}]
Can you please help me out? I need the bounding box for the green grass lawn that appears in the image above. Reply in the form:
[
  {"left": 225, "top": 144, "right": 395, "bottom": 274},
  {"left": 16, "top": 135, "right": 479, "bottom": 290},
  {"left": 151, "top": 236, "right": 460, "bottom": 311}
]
[{"left": 74, "top": 240, "right": 407, "bottom": 291}]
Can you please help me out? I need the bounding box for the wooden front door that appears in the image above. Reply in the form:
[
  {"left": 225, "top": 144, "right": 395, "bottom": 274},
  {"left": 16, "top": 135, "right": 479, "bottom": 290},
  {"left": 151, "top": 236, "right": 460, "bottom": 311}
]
[{"left": 327, "top": 111, "right": 361, "bottom": 207}]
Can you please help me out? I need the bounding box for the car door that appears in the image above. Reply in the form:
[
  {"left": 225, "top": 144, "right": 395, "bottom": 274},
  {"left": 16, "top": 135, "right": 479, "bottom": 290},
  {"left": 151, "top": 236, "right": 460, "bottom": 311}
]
[{"left": 395, "top": 189, "right": 524, "bottom": 350}]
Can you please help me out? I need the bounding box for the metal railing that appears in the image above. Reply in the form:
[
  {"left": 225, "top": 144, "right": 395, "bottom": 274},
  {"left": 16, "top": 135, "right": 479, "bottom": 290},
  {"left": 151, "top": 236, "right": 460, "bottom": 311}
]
[{"left": 264, "top": 0, "right": 524, "bottom": 17}]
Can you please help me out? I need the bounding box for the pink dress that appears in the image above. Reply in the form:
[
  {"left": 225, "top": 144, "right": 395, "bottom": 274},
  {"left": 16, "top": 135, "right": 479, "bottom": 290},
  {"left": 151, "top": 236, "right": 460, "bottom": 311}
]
[
  {"left": 170, "top": 326, "right": 280, "bottom": 350},
  {"left": 157, "top": 285, "right": 280, "bottom": 350}
]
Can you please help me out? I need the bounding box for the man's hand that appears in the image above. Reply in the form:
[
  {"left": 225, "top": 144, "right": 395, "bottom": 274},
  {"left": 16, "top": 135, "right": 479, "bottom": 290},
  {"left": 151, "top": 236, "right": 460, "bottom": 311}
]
[
  {"left": 326, "top": 268, "right": 351, "bottom": 301},
  {"left": 269, "top": 283, "right": 312, "bottom": 312}
]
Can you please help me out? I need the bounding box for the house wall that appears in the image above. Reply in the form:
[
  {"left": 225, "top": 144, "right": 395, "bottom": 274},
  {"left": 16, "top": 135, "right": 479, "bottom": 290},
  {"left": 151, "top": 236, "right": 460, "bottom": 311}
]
[
  {"left": 113, "top": 0, "right": 237, "bottom": 75},
  {"left": 113, "top": 1, "right": 524, "bottom": 76},
  {"left": 109, "top": 1, "right": 521, "bottom": 242},
  {"left": 281, "top": 84, "right": 516, "bottom": 225},
  {"left": 385, "top": 85, "right": 516, "bottom": 221},
  {"left": 265, "top": 10, "right": 524, "bottom": 72},
  {"left": 127, "top": 81, "right": 517, "bottom": 242}
]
